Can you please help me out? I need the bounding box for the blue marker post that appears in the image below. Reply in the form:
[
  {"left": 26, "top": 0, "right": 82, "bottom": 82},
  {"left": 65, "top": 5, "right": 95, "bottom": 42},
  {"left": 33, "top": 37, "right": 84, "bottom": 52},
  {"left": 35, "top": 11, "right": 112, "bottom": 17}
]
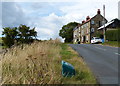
[
  {"left": 102, "top": 38, "right": 104, "bottom": 43},
  {"left": 61, "top": 60, "right": 75, "bottom": 77}
]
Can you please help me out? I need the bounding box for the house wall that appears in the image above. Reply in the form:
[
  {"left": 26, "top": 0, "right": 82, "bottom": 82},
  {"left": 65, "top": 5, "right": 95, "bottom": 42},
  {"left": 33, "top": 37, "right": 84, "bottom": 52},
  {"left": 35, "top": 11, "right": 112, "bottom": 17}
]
[
  {"left": 87, "top": 22, "right": 91, "bottom": 43},
  {"left": 90, "top": 14, "right": 107, "bottom": 38},
  {"left": 73, "top": 28, "right": 79, "bottom": 44},
  {"left": 78, "top": 26, "right": 81, "bottom": 42},
  {"left": 80, "top": 22, "right": 91, "bottom": 43}
]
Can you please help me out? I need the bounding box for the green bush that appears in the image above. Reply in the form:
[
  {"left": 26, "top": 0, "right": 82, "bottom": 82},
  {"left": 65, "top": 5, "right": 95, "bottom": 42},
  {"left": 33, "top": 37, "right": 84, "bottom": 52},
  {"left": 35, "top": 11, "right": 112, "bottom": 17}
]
[{"left": 106, "top": 28, "right": 120, "bottom": 41}]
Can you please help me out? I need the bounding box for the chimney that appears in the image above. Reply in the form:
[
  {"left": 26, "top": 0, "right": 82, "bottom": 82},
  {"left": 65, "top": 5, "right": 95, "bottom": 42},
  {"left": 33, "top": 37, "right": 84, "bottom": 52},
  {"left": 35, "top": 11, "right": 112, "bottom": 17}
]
[
  {"left": 86, "top": 16, "right": 90, "bottom": 20},
  {"left": 97, "top": 9, "right": 101, "bottom": 14},
  {"left": 82, "top": 20, "right": 85, "bottom": 24}
]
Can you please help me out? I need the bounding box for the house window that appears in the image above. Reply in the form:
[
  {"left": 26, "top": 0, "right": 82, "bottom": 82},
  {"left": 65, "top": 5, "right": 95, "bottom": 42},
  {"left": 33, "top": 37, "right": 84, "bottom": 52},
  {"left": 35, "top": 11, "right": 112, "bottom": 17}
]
[
  {"left": 91, "top": 20, "right": 94, "bottom": 24},
  {"left": 91, "top": 28, "right": 94, "bottom": 32},
  {"left": 99, "top": 21, "right": 101, "bottom": 27},
  {"left": 86, "top": 35, "right": 88, "bottom": 40}
]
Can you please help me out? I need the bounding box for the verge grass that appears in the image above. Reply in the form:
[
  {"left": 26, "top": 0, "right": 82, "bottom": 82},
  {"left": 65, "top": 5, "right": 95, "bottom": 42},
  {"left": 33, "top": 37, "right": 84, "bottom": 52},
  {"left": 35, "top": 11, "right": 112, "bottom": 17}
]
[
  {"left": 60, "top": 44, "right": 97, "bottom": 84},
  {"left": 1, "top": 40, "right": 97, "bottom": 84}
]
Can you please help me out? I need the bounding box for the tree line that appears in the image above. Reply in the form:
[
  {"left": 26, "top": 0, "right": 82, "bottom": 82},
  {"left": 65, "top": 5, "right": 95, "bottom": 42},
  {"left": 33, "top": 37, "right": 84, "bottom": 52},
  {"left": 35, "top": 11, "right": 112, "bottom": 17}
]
[
  {"left": 2, "top": 24, "right": 37, "bottom": 48},
  {"left": 2, "top": 22, "right": 78, "bottom": 48}
]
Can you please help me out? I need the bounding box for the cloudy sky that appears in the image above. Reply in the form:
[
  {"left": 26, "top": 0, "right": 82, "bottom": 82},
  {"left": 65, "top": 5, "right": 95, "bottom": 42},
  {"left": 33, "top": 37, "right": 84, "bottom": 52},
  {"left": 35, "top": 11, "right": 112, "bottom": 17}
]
[{"left": 0, "top": 0, "right": 119, "bottom": 41}]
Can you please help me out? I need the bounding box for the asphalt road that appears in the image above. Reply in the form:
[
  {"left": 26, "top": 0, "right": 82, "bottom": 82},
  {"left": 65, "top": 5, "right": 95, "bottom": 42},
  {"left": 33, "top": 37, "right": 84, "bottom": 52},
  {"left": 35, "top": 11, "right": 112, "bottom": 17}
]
[{"left": 69, "top": 44, "right": 119, "bottom": 85}]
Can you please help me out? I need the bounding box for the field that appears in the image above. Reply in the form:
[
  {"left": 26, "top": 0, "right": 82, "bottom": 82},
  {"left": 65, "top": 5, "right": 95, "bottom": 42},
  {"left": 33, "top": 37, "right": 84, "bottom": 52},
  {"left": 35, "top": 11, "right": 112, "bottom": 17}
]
[{"left": 0, "top": 40, "right": 97, "bottom": 84}]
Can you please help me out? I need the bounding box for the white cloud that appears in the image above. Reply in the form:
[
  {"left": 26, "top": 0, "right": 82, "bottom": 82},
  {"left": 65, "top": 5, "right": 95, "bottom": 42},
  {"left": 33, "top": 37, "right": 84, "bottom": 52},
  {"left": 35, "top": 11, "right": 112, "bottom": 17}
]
[
  {"left": 32, "top": 13, "right": 64, "bottom": 39},
  {"left": 32, "top": 12, "right": 83, "bottom": 40}
]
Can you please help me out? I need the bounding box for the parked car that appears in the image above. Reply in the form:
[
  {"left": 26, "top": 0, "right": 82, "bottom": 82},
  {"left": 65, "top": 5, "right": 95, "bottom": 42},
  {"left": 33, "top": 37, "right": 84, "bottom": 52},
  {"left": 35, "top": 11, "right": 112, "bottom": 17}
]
[{"left": 91, "top": 37, "right": 102, "bottom": 44}]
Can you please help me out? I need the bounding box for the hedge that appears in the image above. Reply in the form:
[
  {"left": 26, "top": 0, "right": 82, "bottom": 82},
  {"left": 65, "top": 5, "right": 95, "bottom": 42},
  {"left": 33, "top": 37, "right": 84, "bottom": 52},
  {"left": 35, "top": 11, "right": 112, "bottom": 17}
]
[{"left": 106, "top": 28, "right": 120, "bottom": 41}]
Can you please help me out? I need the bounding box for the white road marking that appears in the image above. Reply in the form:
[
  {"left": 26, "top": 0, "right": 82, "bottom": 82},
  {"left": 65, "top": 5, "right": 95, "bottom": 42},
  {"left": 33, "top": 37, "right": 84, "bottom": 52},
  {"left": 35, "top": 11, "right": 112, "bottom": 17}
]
[
  {"left": 115, "top": 53, "right": 120, "bottom": 55},
  {"left": 95, "top": 47, "right": 106, "bottom": 51}
]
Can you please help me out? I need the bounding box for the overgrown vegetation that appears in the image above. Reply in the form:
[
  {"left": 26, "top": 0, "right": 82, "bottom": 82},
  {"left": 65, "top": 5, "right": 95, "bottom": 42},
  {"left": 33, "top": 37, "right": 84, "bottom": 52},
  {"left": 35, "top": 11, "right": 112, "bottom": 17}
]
[
  {"left": 1, "top": 40, "right": 97, "bottom": 84},
  {"left": 101, "top": 28, "right": 120, "bottom": 47},
  {"left": 106, "top": 29, "right": 120, "bottom": 41},
  {"left": 1, "top": 40, "right": 61, "bottom": 84},
  {"left": 2, "top": 25, "right": 37, "bottom": 48}
]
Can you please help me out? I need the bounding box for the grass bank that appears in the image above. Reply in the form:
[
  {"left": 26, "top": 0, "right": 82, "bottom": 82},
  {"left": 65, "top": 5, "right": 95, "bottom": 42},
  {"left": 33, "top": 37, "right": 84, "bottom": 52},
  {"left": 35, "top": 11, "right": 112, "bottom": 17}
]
[
  {"left": 60, "top": 44, "right": 97, "bottom": 84},
  {"left": 102, "top": 41, "right": 120, "bottom": 47},
  {"left": 1, "top": 40, "right": 97, "bottom": 84},
  {"left": 1, "top": 40, "right": 62, "bottom": 84}
]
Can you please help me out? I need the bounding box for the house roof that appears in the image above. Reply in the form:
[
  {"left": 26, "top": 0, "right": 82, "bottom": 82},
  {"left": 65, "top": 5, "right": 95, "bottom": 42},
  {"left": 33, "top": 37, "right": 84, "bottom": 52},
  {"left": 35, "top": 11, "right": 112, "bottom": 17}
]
[
  {"left": 81, "top": 18, "right": 91, "bottom": 25},
  {"left": 98, "top": 19, "right": 114, "bottom": 30},
  {"left": 81, "top": 13, "right": 107, "bottom": 26}
]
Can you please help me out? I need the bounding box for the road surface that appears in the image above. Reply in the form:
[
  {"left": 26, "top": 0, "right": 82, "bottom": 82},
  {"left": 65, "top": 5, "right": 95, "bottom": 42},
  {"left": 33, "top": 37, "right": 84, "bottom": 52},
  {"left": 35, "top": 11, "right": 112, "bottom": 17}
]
[{"left": 69, "top": 44, "right": 119, "bottom": 85}]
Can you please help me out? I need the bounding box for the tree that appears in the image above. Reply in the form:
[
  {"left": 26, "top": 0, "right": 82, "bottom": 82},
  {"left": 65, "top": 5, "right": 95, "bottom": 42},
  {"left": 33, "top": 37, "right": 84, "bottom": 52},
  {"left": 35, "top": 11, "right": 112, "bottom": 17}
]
[
  {"left": 2, "top": 25, "right": 37, "bottom": 48},
  {"left": 18, "top": 25, "right": 37, "bottom": 44},
  {"left": 59, "top": 22, "right": 79, "bottom": 43},
  {"left": 2, "top": 27, "right": 18, "bottom": 48}
]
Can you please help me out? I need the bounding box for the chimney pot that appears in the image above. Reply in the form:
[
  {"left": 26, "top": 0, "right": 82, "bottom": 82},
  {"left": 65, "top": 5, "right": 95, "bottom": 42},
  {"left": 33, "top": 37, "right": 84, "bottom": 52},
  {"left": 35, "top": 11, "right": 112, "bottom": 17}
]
[
  {"left": 97, "top": 9, "right": 101, "bottom": 14},
  {"left": 86, "top": 16, "right": 90, "bottom": 20},
  {"left": 82, "top": 20, "right": 85, "bottom": 24}
]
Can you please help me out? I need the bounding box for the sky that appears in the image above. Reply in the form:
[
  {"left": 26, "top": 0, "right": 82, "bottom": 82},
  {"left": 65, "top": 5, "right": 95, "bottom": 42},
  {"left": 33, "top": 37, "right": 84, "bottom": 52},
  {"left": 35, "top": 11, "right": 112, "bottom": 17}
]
[
  {"left": 118, "top": 1, "right": 120, "bottom": 19},
  {"left": 0, "top": 0, "right": 119, "bottom": 41}
]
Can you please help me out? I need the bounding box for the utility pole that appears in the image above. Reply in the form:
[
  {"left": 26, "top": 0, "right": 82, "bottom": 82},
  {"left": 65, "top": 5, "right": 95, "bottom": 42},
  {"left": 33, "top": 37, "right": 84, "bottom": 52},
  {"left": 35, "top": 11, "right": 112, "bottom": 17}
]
[{"left": 103, "top": 5, "right": 106, "bottom": 42}]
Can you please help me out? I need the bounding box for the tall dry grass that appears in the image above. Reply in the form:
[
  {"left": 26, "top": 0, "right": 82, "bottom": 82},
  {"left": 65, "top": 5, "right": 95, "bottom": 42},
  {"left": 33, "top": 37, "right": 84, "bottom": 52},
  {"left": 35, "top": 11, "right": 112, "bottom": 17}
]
[{"left": 1, "top": 39, "right": 62, "bottom": 84}]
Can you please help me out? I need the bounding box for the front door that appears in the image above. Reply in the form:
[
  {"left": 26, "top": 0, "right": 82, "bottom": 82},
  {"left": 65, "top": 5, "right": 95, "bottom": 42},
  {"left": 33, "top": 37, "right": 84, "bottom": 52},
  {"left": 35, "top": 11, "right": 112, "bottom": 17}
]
[{"left": 83, "top": 36, "right": 86, "bottom": 43}]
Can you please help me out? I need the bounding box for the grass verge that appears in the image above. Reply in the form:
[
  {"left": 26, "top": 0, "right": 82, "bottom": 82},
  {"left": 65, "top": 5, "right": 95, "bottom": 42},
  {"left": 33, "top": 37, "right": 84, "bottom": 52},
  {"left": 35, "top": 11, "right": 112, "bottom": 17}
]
[
  {"left": 60, "top": 44, "right": 97, "bottom": 84},
  {"left": 1, "top": 40, "right": 97, "bottom": 84}
]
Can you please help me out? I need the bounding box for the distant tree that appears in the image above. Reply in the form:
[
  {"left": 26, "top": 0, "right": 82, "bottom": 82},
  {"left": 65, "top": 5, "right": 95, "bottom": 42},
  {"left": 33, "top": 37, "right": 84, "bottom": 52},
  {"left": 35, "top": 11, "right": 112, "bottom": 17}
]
[
  {"left": 18, "top": 25, "right": 37, "bottom": 44},
  {"left": 59, "top": 22, "right": 79, "bottom": 43},
  {"left": 2, "top": 27, "right": 18, "bottom": 48},
  {"left": 2, "top": 25, "right": 37, "bottom": 48}
]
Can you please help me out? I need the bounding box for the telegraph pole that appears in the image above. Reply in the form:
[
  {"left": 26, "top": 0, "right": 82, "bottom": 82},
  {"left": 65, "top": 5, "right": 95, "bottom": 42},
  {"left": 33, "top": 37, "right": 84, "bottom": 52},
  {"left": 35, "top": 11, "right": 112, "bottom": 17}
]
[{"left": 103, "top": 5, "right": 106, "bottom": 42}]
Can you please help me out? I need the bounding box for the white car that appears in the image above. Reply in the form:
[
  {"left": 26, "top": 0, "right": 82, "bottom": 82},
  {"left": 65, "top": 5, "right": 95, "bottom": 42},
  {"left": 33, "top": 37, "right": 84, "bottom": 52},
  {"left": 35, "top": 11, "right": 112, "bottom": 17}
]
[{"left": 91, "top": 37, "right": 102, "bottom": 44}]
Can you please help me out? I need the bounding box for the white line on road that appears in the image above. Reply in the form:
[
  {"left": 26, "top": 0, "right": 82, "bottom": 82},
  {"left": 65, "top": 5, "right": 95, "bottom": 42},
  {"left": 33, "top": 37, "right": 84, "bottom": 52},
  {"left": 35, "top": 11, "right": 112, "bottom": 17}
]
[
  {"left": 95, "top": 47, "right": 106, "bottom": 51},
  {"left": 115, "top": 53, "right": 120, "bottom": 55}
]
